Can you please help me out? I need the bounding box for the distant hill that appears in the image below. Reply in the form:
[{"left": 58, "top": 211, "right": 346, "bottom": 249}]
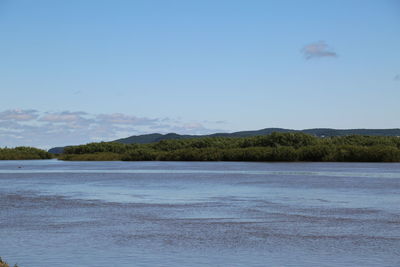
[
  {"left": 115, "top": 128, "right": 400, "bottom": 144},
  {"left": 48, "top": 128, "right": 400, "bottom": 153},
  {"left": 47, "top": 146, "right": 66, "bottom": 154},
  {"left": 114, "top": 128, "right": 299, "bottom": 144}
]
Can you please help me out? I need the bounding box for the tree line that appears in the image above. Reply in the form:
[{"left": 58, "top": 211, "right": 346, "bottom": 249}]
[
  {"left": 0, "top": 147, "right": 52, "bottom": 160},
  {"left": 59, "top": 133, "right": 400, "bottom": 162}
]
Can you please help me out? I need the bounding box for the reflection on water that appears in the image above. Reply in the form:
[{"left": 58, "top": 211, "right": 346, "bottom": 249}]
[{"left": 0, "top": 160, "right": 399, "bottom": 267}]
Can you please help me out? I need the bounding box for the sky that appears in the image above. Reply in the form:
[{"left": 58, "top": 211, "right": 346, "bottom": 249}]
[{"left": 0, "top": 0, "right": 399, "bottom": 148}]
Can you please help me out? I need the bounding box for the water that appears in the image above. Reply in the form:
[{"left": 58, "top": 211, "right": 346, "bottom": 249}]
[{"left": 0, "top": 160, "right": 399, "bottom": 267}]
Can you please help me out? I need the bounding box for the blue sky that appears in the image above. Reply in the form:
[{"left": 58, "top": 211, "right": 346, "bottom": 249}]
[{"left": 0, "top": 0, "right": 399, "bottom": 148}]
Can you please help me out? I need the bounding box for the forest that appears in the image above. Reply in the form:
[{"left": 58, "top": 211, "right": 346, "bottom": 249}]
[
  {"left": 0, "top": 147, "right": 53, "bottom": 160},
  {"left": 58, "top": 132, "right": 400, "bottom": 162}
]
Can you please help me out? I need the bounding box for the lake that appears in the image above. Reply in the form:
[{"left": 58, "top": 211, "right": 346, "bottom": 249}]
[{"left": 0, "top": 160, "right": 399, "bottom": 267}]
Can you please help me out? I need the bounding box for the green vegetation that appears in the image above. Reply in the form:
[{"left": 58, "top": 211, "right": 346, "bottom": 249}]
[
  {"left": 49, "top": 128, "right": 400, "bottom": 154},
  {"left": 0, "top": 257, "right": 19, "bottom": 267},
  {"left": 59, "top": 133, "right": 400, "bottom": 162},
  {"left": 0, "top": 146, "right": 53, "bottom": 160}
]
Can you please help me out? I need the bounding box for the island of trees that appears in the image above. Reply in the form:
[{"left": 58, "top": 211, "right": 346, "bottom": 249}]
[
  {"left": 0, "top": 147, "right": 52, "bottom": 160},
  {"left": 57, "top": 133, "right": 400, "bottom": 162},
  {"left": 1, "top": 133, "right": 399, "bottom": 162}
]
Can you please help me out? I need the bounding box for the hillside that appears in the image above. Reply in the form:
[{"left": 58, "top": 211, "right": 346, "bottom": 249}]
[{"left": 114, "top": 128, "right": 400, "bottom": 144}]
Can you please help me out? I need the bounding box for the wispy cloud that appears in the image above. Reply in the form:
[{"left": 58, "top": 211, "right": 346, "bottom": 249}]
[
  {"left": 394, "top": 74, "right": 400, "bottom": 81},
  {"left": 0, "top": 109, "right": 38, "bottom": 121},
  {"left": 0, "top": 109, "right": 225, "bottom": 148},
  {"left": 96, "top": 113, "right": 158, "bottom": 125},
  {"left": 40, "top": 111, "right": 88, "bottom": 122},
  {"left": 301, "top": 41, "right": 338, "bottom": 60}
]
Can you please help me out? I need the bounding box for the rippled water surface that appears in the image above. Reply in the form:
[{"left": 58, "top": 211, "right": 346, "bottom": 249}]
[{"left": 1, "top": 160, "right": 399, "bottom": 267}]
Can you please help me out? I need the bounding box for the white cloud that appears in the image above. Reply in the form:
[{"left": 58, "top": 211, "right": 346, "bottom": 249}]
[
  {"left": 40, "top": 111, "right": 88, "bottom": 122},
  {"left": 0, "top": 109, "right": 38, "bottom": 121},
  {"left": 96, "top": 113, "right": 158, "bottom": 125},
  {"left": 301, "top": 41, "right": 338, "bottom": 59}
]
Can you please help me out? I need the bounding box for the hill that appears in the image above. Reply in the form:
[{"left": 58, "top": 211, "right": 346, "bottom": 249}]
[{"left": 114, "top": 128, "right": 400, "bottom": 144}]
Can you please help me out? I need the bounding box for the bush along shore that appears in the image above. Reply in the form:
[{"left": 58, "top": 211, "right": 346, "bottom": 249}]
[
  {"left": 58, "top": 133, "right": 400, "bottom": 162},
  {"left": 0, "top": 147, "right": 53, "bottom": 160},
  {"left": 0, "top": 257, "right": 19, "bottom": 267}
]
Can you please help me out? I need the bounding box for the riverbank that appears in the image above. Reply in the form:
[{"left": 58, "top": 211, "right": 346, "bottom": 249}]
[
  {"left": 0, "top": 147, "right": 52, "bottom": 160},
  {"left": 59, "top": 133, "right": 400, "bottom": 162},
  {"left": 2, "top": 133, "right": 400, "bottom": 162}
]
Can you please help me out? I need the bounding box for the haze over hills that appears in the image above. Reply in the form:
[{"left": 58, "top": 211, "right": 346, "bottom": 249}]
[{"left": 48, "top": 128, "right": 400, "bottom": 153}]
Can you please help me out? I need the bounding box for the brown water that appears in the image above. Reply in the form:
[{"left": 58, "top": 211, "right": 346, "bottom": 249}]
[{"left": 0, "top": 160, "right": 399, "bottom": 266}]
